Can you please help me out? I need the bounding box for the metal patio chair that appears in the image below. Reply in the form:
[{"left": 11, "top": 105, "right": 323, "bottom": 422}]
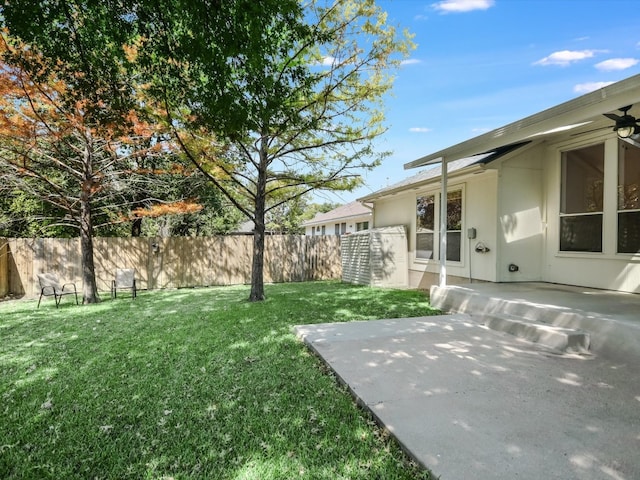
[
  {"left": 37, "top": 273, "right": 79, "bottom": 308},
  {"left": 111, "top": 268, "right": 137, "bottom": 299}
]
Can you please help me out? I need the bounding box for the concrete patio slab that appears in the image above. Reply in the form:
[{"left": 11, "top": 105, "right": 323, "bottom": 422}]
[{"left": 295, "top": 315, "right": 640, "bottom": 480}]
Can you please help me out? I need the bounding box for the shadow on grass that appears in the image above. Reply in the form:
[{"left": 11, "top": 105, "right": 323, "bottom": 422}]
[{"left": 0, "top": 281, "right": 436, "bottom": 480}]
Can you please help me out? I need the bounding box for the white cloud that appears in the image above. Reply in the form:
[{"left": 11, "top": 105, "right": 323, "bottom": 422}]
[
  {"left": 401, "top": 59, "right": 422, "bottom": 66},
  {"left": 573, "top": 81, "right": 615, "bottom": 94},
  {"left": 320, "top": 56, "right": 336, "bottom": 67},
  {"left": 595, "top": 58, "right": 639, "bottom": 71},
  {"left": 533, "top": 50, "right": 599, "bottom": 66},
  {"left": 409, "top": 127, "right": 432, "bottom": 133},
  {"left": 432, "top": 0, "right": 494, "bottom": 13}
]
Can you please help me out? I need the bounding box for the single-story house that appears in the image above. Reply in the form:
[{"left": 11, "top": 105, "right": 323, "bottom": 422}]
[
  {"left": 302, "top": 200, "right": 372, "bottom": 236},
  {"left": 358, "top": 73, "right": 640, "bottom": 294}
]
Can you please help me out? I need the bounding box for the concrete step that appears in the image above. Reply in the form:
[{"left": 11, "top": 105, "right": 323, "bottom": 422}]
[
  {"left": 429, "top": 284, "right": 583, "bottom": 325},
  {"left": 428, "top": 283, "right": 640, "bottom": 362},
  {"left": 429, "top": 285, "right": 591, "bottom": 352},
  {"left": 482, "top": 314, "right": 590, "bottom": 353}
]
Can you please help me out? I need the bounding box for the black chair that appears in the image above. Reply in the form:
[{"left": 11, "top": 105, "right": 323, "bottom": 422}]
[{"left": 37, "top": 273, "right": 79, "bottom": 308}]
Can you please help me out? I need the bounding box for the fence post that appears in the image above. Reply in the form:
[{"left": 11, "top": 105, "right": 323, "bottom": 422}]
[{"left": 0, "top": 239, "right": 8, "bottom": 297}]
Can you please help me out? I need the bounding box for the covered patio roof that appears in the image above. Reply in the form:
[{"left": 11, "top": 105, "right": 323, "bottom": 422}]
[{"left": 404, "top": 73, "right": 640, "bottom": 169}]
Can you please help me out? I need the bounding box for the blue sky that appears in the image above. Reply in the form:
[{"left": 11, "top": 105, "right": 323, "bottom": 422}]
[{"left": 320, "top": 0, "right": 640, "bottom": 204}]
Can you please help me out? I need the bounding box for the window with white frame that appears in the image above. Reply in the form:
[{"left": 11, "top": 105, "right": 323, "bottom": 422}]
[
  {"left": 356, "top": 221, "right": 369, "bottom": 231},
  {"left": 560, "top": 143, "right": 604, "bottom": 252},
  {"left": 618, "top": 140, "right": 640, "bottom": 253},
  {"left": 416, "top": 194, "right": 435, "bottom": 259},
  {"left": 416, "top": 189, "right": 463, "bottom": 261},
  {"left": 446, "top": 190, "right": 463, "bottom": 262}
]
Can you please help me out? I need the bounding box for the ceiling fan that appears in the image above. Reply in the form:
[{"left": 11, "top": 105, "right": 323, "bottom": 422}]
[
  {"left": 603, "top": 105, "right": 640, "bottom": 138},
  {"left": 572, "top": 104, "right": 640, "bottom": 138}
]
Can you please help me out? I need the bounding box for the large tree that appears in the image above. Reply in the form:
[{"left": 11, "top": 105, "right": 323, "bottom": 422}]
[
  {"left": 0, "top": 35, "right": 178, "bottom": 303},
  {"left": 137, "top": 0, "right": 414, "bottom": 300},
  {"left": 1, "top": 1, "right": 144, "bottom": 303}
]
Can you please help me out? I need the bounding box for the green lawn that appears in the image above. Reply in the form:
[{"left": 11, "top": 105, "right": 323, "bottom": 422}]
[{"left": 1, "top": 281, "right": 440, "bottom": 479}]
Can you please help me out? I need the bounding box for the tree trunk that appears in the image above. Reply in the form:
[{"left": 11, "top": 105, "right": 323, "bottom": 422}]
[
  {"left": 79, "top": 134, "right": 100, "bottom": 304},
  {"left": 249, "top": 143, "right": 268, "bottom": 302},
  {"left": 80, "top": 208, "right": 99, "bottom": 304},
  {"left": 249, "top": 221, "right": 266, "bottom": 301},
  {"left": 131, "top": 217, "right": 142, "bottom": 237},
  {"left": 80, "top": 192, "right": 100, "bottom": 303}
]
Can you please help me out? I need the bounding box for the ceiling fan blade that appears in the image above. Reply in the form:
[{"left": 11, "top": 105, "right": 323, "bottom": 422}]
[{"left": 603, "top": 113, "right": 623, "bottom": 121}]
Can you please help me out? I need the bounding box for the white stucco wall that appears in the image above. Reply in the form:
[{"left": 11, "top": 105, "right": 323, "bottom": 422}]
[
  {"left": 465, "top": 171, "right": 499, "bottom": 282},
  {"left": 495, "top": 147, "right": 544, "bottom": 282},
  {"left": 372, "top": 194, "right": 414, "bottom": 230}
]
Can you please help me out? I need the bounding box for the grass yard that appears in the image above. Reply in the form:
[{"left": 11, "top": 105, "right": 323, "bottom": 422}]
[{"left": 1, "top": 281, "right": 440, "bottom": 479}]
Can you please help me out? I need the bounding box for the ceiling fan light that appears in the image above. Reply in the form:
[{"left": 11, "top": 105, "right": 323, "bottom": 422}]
[{"left": 617, "top": 125, "right": 635, "bottom": 138}]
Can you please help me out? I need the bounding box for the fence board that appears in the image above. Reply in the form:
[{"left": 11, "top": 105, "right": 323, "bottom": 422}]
[
  {"left": 3, "top": 235, "right": 341, "bottom": 299},
  {"left": 0, "top": 239, "right": 8, "bottom": 297},
  {"left": 9, "top": 239, "right": 36, "bottom": 296}
]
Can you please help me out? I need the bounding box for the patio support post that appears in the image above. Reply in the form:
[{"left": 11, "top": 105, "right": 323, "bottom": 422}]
[{"left": 439, "top": 157, "right": 447, "bottom": 287}]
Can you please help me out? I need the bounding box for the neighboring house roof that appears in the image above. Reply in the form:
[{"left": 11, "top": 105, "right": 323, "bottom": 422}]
[
  {"left": 405, "top": 73, "right": 640, "bottom": 169},
  {"left": 360, "top": 141, "right": 529, "bottom": 202},
  {"left": 302, "top": 201, "right": 372, "bottom": 227}
]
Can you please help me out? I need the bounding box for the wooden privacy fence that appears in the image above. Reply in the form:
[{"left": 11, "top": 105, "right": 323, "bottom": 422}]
[{"left": 0, "top": 235, "right": 341, "bottom": 298}]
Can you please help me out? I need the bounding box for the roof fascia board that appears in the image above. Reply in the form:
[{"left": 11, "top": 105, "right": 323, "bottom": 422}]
[
  {"left": 358, "top": 163, "right": 485, "bottom": 202},
  {"left": 404, "top": 74, "right": 640, "bottom": 169}
]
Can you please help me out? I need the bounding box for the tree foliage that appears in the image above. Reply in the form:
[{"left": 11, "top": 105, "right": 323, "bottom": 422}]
[
  {"left": 0, "top": 1, "right": 137, "bottom": 124},
  {"left": 127, "top": 168, "right": 244, "bottom": 237},
  {"left": 1, "top": 0, "right": 414, "bottom": 302},
  {"left": 0, "top": 186, "right": 74, "bottom": 238}
]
